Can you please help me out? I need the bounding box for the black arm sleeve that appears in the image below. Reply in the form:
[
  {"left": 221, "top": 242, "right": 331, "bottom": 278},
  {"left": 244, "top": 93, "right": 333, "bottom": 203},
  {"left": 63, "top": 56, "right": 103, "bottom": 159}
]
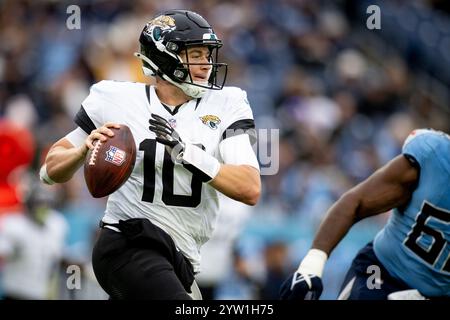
[
  {"left": 221, "top": 119, "right": 256, "bottom": 145},
  {"left": 74, "top": 106, "right": 97, "bottom": 134}
]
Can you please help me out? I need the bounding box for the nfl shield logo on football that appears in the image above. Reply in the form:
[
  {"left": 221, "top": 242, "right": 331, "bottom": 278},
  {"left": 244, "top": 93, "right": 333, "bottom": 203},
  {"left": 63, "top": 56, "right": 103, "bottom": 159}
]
[
  {"left": 168, "top": 118, "right": 177, "bottom": 128},
  {"left": 105, "top": 146, "right": 126, "bottom": 166}
]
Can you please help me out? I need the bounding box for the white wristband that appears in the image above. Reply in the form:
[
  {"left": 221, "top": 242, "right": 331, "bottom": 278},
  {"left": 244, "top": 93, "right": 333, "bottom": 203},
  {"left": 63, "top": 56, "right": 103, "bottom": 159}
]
[
  {"left": 39, "top": 164, "right": 56, "bottom": 185},
  {"left": 297, "top": 249, "right": 328, "bottom": 278},
  {"left": 179, "top": 143, "right": 221, "bottom": 182}
]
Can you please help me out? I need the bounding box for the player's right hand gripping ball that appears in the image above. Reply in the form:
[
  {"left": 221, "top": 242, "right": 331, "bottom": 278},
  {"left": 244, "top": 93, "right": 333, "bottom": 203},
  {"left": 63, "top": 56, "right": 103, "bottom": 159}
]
[{"left": 84, "top": 125, "right": 136, "bottom": 198}]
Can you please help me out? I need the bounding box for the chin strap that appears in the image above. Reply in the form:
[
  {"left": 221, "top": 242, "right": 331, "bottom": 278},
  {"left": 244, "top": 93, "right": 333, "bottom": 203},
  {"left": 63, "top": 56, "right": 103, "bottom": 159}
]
[{"left": 134, "top": 52, "right": 207, "bottom": 98}]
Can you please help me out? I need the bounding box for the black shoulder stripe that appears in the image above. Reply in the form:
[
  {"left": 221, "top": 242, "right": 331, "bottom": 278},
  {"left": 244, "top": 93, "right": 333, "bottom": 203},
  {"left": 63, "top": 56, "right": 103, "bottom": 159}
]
[
  {"left": 145, "top": 84, "right": 150, "bottom": 106},
  {"left": 221, "top": 119, "right": 256, "bottom": 145},
  {"left": 74, "top": 106, "right": 96, "bottom": 134},
  {"left": 222, "top": 119, "right": 255, "bottom": 138}
]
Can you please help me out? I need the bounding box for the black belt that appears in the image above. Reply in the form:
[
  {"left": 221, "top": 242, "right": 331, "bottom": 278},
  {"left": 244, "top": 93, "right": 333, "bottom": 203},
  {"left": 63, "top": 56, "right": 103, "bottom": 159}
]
[{"left": 99, "top": 220, "right": 120, "bottom": 229}]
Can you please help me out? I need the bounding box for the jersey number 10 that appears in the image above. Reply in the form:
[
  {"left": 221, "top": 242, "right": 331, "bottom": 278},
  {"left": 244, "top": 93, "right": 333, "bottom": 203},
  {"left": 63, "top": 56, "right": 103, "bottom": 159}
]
[{"left": 139, "top": 139, "right": 202, "bottom": 207}]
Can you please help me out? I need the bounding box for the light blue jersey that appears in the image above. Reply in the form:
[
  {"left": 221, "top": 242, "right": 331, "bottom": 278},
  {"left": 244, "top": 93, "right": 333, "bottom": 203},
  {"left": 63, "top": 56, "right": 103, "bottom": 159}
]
[{"left": 374, "top": 129, "right": 450, "bottom": 297}]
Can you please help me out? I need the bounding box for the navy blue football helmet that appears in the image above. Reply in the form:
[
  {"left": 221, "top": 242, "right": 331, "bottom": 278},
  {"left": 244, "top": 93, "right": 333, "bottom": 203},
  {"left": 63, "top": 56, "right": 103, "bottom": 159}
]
[{"left": 135, "top": 10, "right": 228, "bottom": 98}]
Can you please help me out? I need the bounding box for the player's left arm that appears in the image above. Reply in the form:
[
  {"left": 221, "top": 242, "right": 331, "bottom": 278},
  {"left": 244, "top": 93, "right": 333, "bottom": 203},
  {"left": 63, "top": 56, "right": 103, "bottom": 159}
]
[
  {"left": 209, "top": 133, "right": 260, "bottom": 206},
  {"left": 207, "top": 90, "right": 261, "bottom": 205},
  {"left": 209, "top": 165, "right": 260, "bottom": 206},
  {"left": 149, "top": 113, "right": 261, "bottom": 206}
]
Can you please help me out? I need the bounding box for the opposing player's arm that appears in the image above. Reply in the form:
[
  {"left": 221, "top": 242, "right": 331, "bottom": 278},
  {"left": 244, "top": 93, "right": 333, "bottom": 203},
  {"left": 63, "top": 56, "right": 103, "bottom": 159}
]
[
  {"left": 312, "top": 154, "right": 419, "bottom": 255},
  {"left": 42, "top": 123, "right": 120, "bottom": 184},
  {"left": 280, "top": 154, "right": 419, "bottom": 300}
]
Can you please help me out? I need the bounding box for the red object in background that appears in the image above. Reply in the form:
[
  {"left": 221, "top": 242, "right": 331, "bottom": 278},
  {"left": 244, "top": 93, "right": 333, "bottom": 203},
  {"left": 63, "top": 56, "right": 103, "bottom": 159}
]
[{"left": 0, "top": 119, "right": 35, "bottom": 214}]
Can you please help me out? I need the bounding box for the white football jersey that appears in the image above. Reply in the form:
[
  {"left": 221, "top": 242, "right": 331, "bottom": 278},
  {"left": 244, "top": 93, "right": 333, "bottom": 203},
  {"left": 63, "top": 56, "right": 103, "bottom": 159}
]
[{"left": 74, "top": 80, "right": 259, "bottom": 272}]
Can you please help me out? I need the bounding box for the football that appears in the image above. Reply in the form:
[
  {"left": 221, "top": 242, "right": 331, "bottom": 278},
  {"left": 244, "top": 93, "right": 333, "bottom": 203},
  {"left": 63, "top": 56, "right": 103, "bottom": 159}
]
[{"left": 84, "top": 125, "right": 136, "bottom": 198}]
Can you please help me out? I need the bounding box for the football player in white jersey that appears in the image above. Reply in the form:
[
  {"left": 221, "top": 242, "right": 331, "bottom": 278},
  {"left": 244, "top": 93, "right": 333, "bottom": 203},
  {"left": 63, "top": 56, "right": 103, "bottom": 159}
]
[
  {"left": 40, "top": 10, "right": 261, "bottom": 300},
  {"left": 0, "top": 180, "right": 68, "bottom": 300}
]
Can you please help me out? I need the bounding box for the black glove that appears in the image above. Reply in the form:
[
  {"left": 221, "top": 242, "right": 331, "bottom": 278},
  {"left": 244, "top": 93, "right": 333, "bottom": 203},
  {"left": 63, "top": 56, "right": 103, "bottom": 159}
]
[
  {"left": 149, "top": 113, "right": 220, "bottom": 183},
  {"left": 279, "top": 271, "right": 323, "bottom": 300},
  {"left": 149, "top": 113, "right": 184, "bottom": 158}
]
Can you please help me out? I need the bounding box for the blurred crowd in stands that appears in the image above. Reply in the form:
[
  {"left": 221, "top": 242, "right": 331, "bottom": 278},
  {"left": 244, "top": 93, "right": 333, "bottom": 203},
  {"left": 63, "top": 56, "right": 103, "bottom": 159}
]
[{"left": 0, "top": 0, "right": 449, "bottom": 299}]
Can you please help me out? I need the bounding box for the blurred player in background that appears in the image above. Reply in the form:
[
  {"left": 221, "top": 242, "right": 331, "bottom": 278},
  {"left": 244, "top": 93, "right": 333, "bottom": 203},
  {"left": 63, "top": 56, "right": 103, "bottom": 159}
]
[
  {"left": 0, "top": 179, "right": 68, "bottom": 300},
  {"left": 281, "top": 129, "right": 450, "bottom": 300},
  {"left": 40, "top": 9, "right": 260, "bottom": 299}
]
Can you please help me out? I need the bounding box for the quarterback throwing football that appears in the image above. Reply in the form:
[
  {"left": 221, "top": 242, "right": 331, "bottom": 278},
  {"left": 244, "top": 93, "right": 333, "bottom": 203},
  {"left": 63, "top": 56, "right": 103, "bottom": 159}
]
[{"left": 41, "top": 10, "right": 261, "bottom": 300}]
